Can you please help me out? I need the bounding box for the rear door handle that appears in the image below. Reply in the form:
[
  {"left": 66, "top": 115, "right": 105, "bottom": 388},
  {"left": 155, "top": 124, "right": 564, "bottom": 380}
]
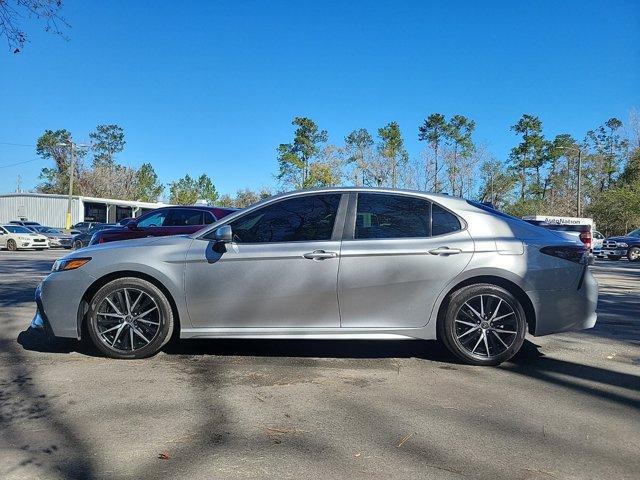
[
  {"left": 303, "top": 250, "right": 338, "bottom": 260},
  {"left": 428, "top": 246, "right": 462, "bottom": 255}
]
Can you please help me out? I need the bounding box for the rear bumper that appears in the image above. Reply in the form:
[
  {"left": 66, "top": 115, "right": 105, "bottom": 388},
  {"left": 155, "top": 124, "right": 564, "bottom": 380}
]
[{"left": 527, "top": 267, "right": 598, "bottom": 336}]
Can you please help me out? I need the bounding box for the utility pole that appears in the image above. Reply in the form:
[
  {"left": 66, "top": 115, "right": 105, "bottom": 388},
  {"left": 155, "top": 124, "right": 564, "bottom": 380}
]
[
  {"left": 576, "top": 148, "right": 582, "bottom": 217},
  {"left": 58, "top": 140, "right": 89, "bottom": 230}
]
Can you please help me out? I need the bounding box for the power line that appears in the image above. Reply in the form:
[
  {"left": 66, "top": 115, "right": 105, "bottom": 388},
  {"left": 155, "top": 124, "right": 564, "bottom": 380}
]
[{"left": 0, "top": 158, "right": 42, "bottom": 169}]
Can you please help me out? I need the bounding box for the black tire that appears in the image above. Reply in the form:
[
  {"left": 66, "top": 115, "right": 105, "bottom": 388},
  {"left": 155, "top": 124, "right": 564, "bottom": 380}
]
[
  {"left": 627, "top": 247, "right": 640, "bottom": 262},
  {"left": 438, "top": 284, "right": 527, "bottom": 366},
  {"left": 86, "top": 277, "right": 174, "bottom": 359},
  {"left": 608, "top": 255, "right": 621, "bottom": 261},
  {"left": 7, "top": 239, "right": 17, "bottom": 251},
  {"left": 73, "top": 240, "right": 83, "bottom": 250}
]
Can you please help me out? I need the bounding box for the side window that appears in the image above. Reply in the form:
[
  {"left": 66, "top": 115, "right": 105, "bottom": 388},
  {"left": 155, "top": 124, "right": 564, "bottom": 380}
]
[
  {"left": 355, "top": 193, "right": 431, "bottom": 239},
  {"left": 432, "top": 203, "right": 461, "bottom": 236},
  {"left": 137, "top": 211, "right": 168, "bottom": 228},
  {"left": 203, "top": 212, "right": 216, "bottom": 224},
  {"left": 165, "top": 209, "right": 204, "bottom": 226},
  {"left": 228, "top": 194, "right": 341, "bottom": 243}
]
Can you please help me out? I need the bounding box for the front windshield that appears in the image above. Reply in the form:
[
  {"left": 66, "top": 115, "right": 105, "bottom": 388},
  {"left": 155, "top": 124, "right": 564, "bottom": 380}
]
[
  {"left": 4, "top": 225, "right": 32, "bottom": 234},
  {"left": 627, "top": 228, "right": 640, "bottom": 238}
]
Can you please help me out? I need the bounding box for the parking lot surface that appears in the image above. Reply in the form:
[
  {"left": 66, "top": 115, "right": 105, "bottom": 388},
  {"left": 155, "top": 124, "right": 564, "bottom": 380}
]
[{"left": 0, "top": 249, "right": 638, "bottom": 479}]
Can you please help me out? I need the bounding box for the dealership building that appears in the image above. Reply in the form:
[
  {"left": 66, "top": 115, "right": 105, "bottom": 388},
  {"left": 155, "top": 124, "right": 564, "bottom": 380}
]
[{"left": 0, "top": 193, "right": 171, "bottom": 228}]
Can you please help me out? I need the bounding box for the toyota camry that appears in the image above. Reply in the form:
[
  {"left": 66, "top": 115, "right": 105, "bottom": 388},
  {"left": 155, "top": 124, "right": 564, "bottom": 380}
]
[{"left": 30, "top": 188, "right": 598, "bottom": 365}]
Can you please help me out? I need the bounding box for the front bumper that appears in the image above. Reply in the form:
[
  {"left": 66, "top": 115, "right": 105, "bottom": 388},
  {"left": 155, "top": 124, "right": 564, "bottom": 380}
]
[
  {"left": 527, "top": 267, "right": 598, "bottom": 336},
  {"left": 34, "top": 269, "right": 96, "bottom": 339},
  {"left": 18, "top": 238, "right": 49, "bottom": 249},
  {"left": 602, "top": 249, "right": 627, "bottom": 257}
]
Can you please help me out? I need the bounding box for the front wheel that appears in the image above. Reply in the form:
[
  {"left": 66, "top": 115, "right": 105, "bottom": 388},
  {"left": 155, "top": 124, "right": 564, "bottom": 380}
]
[
  {"left": 86, "top": 277, "right": 174, "bottom": 359},
  {"left": 438, "top": 284, "right": 527, "bottom": 366},
  {"left": 7, "top": 239, "right": 17, "bottom": 251},
  {"left": 73, "top": 240, "right": 83, "bottom": 250},
  {"left": 627, "top": 247, "right": 640, "bottom": 262}
]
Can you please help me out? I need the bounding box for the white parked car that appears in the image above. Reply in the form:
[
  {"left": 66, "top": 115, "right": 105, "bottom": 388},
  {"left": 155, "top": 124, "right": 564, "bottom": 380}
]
[{"left": 0, "top": 225, "right": 50, "bottom": 251}]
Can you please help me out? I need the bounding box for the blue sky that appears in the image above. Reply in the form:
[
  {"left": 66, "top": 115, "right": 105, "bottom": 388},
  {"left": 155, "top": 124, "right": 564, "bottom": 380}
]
[{"left": 1, "top": 0, "right": 638, "bottom": 197}]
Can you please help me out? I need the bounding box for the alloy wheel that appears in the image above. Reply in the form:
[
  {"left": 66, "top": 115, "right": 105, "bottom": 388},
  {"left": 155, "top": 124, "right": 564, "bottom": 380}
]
[
  {"left": 452, "top": 294, "right": 520, "bottom": 359},
  {"left": 95, "top": 288, "right": 162, "bottom": 352},
  {"left": 629, "top": 248, "right": 640, "bottom": 261}
]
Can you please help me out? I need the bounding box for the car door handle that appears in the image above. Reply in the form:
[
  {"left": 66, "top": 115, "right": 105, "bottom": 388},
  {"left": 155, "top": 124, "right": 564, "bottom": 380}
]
[
  {"left": 428, "top": 246, "right": 462, "bottom": 255},
  {"left": 303, "top": 250, "right": 338, "bottom": 260}
]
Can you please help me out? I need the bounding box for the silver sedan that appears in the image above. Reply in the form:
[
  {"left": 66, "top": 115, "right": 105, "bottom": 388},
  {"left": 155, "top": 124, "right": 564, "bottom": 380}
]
[{"left": 31, "top": 188, "right": 598, "bottom": 365}]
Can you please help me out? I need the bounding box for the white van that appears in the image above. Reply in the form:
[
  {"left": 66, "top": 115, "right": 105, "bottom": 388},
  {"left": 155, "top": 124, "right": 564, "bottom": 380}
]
[{"left": 522, "top": 216, "right": 595, "bottom": 252}]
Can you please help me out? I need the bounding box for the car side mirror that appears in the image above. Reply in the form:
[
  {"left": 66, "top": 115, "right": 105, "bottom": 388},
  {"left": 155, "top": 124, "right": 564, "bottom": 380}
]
[
  {"left": 127, "top": 221, "right": 138, "bottom": 230},
  {"left": 214, "top": 225, "right": 232, "bottom": 243}
]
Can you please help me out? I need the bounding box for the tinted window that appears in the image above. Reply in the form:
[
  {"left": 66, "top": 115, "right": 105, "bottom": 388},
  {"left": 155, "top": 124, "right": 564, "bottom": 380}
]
[
  {"left": 137, "top": 211, "right": 169, "bottom": 228},
  {"left": 355, "top": 193, "right": 431, "bottom": 239},
  {"left": 5, "top": 225, "right": 32, "bottom": 234},
  {"left": 165, "top": 209, "right": 204, "bottom": 226},
  {"left": 203, "top": 212, "right": 216, "bottom": 224},
  {"left": 432, "top": 204, "right": 461, "bottom": 236},
  {"left": 228, "top": 194, "right": 341, "bottom": 243}
]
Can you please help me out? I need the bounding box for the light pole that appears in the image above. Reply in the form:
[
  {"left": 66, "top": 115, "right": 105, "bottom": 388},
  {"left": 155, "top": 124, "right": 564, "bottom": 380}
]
[
  {"left": 557, "top": 146, "right": 583, "bottom": 217},
  {"left": 58, "top": 140, "right": 89, "bottom": 230}
]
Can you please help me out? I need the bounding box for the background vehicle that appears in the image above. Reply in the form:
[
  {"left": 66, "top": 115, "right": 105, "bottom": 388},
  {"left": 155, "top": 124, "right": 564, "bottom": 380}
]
[
  {"left": 523, "top": 216, "right": 594, "bottom": 252},
  {"left": 88, "top": 205, "right": 237, "bottom": 245},
  {"left": 72, "top": 223, "right": 118, "bottom": 249},
  {"left": 592, "top": 231, "right": 605, "bottom": 257},
  {"left": 31, "top": 226, "right": 74, "bottom": 249},
  {"left": 0, "top": 224, "right": 49, "bottom": 251},
  {"left": 33, "top": 188, "right": 597, "bottom": 366},
  {"left": 72, "top": 222, "right": 102, "bottom": 233},
  {"left": 9, "top": 220, "right": 42, "bottom": 230},
  {"left": 602, "top": 228, "right": 640, "bottom": 262}
]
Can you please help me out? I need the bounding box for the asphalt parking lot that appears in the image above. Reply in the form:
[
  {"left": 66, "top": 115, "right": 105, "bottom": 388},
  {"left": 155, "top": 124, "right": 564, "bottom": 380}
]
[{"left": 0, "top": 250, "right": 638, "bottom": 480}]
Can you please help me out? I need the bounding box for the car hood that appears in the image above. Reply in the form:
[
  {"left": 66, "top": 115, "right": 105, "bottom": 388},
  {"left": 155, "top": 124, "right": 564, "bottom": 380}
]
[
  {"left": 607, "top": 236, "right": 638, "bottom": 243},
  {"left": 47, "top": 233, "right": 72, "bottom": 239},
  {"left": 70, "top": 234, "right": 193, "bottom": 255}
]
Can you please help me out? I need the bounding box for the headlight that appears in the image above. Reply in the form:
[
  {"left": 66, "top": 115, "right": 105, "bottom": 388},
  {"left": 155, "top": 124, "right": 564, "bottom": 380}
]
[
  {"left": 52, "top": 257, "right": 91, "bottom": 272},
  {"left": 618, "top": 242, "right": 628, "bottom": 247}
]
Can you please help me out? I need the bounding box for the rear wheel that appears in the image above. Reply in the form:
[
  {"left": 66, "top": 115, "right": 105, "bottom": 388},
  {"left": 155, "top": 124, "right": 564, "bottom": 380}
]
[
  {"left": 439, "top": 284, "right": 527, "bottom": 366},
  {"left": 608, "top": 255, "right": 621, "bottom": 261},
  {"left": 7, "top": 239, "right": 17, "bottom": 251},
  {"left": 86, "top": 277, "right": 174, "bottom": 359}
]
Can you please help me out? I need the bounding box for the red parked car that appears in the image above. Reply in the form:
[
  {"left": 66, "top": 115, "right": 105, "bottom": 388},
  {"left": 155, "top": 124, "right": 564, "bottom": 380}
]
[{"left": 88, "top": 205, "right": 237, "bottom": 246}]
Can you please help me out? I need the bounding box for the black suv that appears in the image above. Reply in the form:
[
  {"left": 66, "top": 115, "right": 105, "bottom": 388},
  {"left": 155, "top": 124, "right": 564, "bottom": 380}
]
[{"left": 602, "top": 228, "right": 640, "bottom": 262}]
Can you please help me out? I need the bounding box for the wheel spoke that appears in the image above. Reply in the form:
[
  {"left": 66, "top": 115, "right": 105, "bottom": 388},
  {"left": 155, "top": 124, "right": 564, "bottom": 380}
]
[
  {"left": 489, "top": 299, "right": 503, "bottom": 321},
  {"left": 131, "top": 325, "right": 150, "bottom": 344},
  {"left": 124, "top": 289, "right": 132, "bottom": 315},
  {"left": 464, "top": 302, "right": 484, "bottom": 321},
  {"left": 491, "top": 330, "right": 509, "bottom": 349},
  {"left": 457, "top": 326, "right": 479, "bottom": 339},
  {"left": 136, "top": 318, "right": 160, "bottom": 326},
  {"left": 471, "top": 333, "right": 484, "bottom": 354},
  {"left": 111, "top": 324, "right": 125, "bottom": 347},
  {"left": 479, "top": 295, "right": 484, "bottom": 318},
  {"left": 455, "top": 319, "right": 476, "bottom": 327},
  {"left": 483, "top": 330, "right": 491, "bottom": 356},
  {"left": 130, "top": 290, "right": 143, "bottom": 313},
  {"left": 492, "top": 312, "right": 514, "bottom": 322},
  {"left": 106, "top": 297, "right": 123, "bottom": 316},
  {"left": 492, "top": 328, "right": 517, "bottom": 334},
  {"left": 97, "top": 312, "right": 123, "bottom": 319},
  {"left": 134, "top": 306, "right": 157, "bottom": 320},
  {"left": 100, "top": 324, "right": 122, "bottom": 335},
  {"left": 129, "top": 326, "right": 135, "bottom": 350}
]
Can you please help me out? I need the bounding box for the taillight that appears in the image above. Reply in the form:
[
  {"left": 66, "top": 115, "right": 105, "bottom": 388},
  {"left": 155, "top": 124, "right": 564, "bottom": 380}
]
[
  {"left": 540, "top": 245, "right": 587, "bottom": 264},
  {"left": 579, "top": 231, "right": 592, "bottom": 250}
]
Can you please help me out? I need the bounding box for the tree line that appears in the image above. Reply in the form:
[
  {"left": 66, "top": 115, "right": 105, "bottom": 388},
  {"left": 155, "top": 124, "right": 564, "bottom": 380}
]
[{"left": 34, "top": 111, "right": 640, "bottom": 235}]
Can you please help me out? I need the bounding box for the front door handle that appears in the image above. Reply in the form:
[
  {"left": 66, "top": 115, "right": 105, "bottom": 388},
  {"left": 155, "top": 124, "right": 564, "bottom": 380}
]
[
  {"left": 428, "top": 246, "right": 462, "bottom": 256},
  {"left": 303, "top": 250, "right": 338, "bottom": 260}
]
